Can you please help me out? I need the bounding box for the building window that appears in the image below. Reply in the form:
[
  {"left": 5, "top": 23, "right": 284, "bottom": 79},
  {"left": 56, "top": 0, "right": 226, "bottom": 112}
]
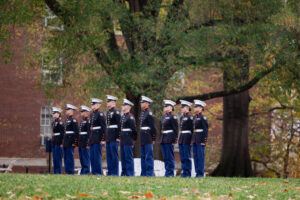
[
  {"left": 40, "top": 105, "right": 52, "bottom": 145},
  {"left": 41, "top": 55, "right": 63, "bottom": 85},
  {"left": 42, "top": 7, "right": 63, "bottom": 85}
]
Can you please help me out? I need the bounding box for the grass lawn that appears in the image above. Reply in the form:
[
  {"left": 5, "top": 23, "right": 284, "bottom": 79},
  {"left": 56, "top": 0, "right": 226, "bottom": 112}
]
[{"left": 0, "top": 174, "right": 299, "bottom": 199}]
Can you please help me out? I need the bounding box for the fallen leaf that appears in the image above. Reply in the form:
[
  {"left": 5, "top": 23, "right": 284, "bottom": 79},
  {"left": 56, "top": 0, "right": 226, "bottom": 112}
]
[
  {"left": 119, "top": 191, "right": 131, "bottom": 194},
  {"left": 232, "top": 187, "right": 242, "bottom": 192},
  {"left": 260, "top": 181, "right": 266, "bottom": 185},
  {"left": 228, "top": 193, "right": 233, "bottom": 197},
  {"left": 9, "top": 194, "right": 16, "bottom": 199},
  {"left": 182, "top": 188, "right": 189, "bottom": 194},
  {"left": 41, "top": 193, "right": 48, "bottom": 196},
  {"left": 33, "top": 195, "right": 40, "bottom": 200},
  {"left": 35, "top": 189, "right": 42, "bottom": 192},
  {"left": 171, "top": 195, "right": 186, "bottom": 199},
  {"left": 65, "top": 194, "right": 77, "bottom": 199},
  {"left": 204, "top": 192, "right": 214, "bottom": 196},
  {"left": 218, "top": 195, "right": 229, "bottom": 199},
  {"left": 129, "top": 195, "right": 140, "bottom": 199},
  {"left": 251, "top": 184, "right": 258, "bottom": 188},
  {"left": 191, "top": 188, "right": 200, "bottom": 194},
  {"left": 102, "top": 191, "right": 108, "bottom": 196},
  {"left": 284, "top": 189, "right": 288, "bottom": 192},
  {"left": 78, "top": 193, "right": 89, "bottom": 197},
  {"left": 25, "top": 196, "right": 32, "bottom": 199},
  {"left": 284, "top": 180, "right": 289, "bottom": 184},
  {"left": 247, "top": 194, "right": 256, "bottom": 199},
  {"left": 145, "top": 191, "right": 154, "bottom": 198}
]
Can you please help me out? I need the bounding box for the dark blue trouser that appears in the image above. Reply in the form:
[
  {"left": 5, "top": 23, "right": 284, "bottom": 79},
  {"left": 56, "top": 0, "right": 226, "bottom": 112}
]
[
  {"left": 89, "top": 144, "right": 102, "bottom": 175},
  {"left": 160, "top": 144, "right": 175, "bottom": 177},
  {"left": 79, "top": 147, "right": 90, "bottom": 175},
  {"left": 120, "top": 145, "right": 134, "bottom": 176},
  {"left": 106, "top": 141, "right": 119, "bottom": 176},
  {"left": 179, "top": 144, "right": 192, "bottom": 177},
  {"left": 193, "top": 143, "right": 206, "bottom": 177},
  {"left": 140, "top": 144, "right": 154, "bottom": 176},
  {"left": 64, "top": 147, "right": 74, "bottom": 174},
  {"left": 52, "top": 145, "right": 63, "bottom": 174}
]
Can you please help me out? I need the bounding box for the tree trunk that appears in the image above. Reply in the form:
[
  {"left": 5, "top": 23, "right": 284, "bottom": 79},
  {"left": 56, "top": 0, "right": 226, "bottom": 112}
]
[
  {"left": 126, "top": 93, "right": 141, "bottom": 158},
  {"left": 212, "top": 53, "right": 253, "bottom": 177},
  {"left": 283, "top": 110, "right": 295, "bottom": 178}
]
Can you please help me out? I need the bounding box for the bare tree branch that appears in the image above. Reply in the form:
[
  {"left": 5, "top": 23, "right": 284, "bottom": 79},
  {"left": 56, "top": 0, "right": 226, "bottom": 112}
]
[
  {"left": 250, "top": 105, "right": 294, "bottom": 117},
  {"left": 176, "top": 65, "right": 277, "bottom": 102},
  {"left": 251, "top": 159, "right": 281, "bottom": 178}
]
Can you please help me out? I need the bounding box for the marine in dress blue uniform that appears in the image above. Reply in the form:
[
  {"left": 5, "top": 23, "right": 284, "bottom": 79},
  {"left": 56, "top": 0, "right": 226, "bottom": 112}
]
[
  {"left": 89, "top": 98, "right": 106, "bottom": 175},
  {"left": 105, "top": 95, "right": 121, "bottom": 176},
  {"left": 120, "top": 99, "right": 137, "bottom": 176},
  {"left": 63, "top": 104, "right": 79, "bottom": 174},
  {"left": 178, "top": 100, "right": 193, "bottom": 177},
  {"left": 51, "top": 107, "right": 64, "bottom": 174},
  {"left": 140, "top": 96, "right": 157, "bottom": 176},
  {"left": 192, "top": 100, "right": 208, "bottom": 177},
  {"left": 159, "top": 100, "right": 178, "bottom": 177},
  {"left": 78, "top": 105, "right": 91, "bottom": 175}
]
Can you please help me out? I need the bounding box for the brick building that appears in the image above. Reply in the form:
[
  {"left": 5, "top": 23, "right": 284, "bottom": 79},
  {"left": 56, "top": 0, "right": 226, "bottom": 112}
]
[{"left": 0, "top": 17, "right": 222, "bottom": 174}]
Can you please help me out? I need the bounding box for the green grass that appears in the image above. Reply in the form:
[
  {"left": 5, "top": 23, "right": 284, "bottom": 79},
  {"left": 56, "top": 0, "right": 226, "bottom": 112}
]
[{"left": 0, "top": 174, "right": 299, "bottom": 199}]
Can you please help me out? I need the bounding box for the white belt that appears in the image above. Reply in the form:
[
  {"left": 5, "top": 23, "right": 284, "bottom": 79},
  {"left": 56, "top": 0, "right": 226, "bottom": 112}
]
[
  {"left": 181, "top": 130, "right": 191, "bottom": 134},
  {"left": 92, "top": 126, "right": 101, "bottom": 130},
  {"left": 66, "top": 131, "right": 74, "bottom": 134},
  {"left": 163, "top": 130, "right": 173, "bottom": 134},
  {"left": 122, "top": 128, "right": 132, "bottom": 132},
  {"left": 80, "top": 132, "right": 87, "bottom": 135},
  {"left": 108, "top": 125, "right": 118, "bottom": 128},
  {"left": 54, "top": 133, "right": 60, "bottom": 136},
  {"left": 141, "top": 127, "right": 150, "bottom": 130},
  {"left": 195, "top": 129, "right": 203, "bottom": 132}
]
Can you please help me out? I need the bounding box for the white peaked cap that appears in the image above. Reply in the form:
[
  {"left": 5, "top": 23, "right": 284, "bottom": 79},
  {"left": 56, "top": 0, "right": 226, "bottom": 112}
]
[
  {"left": 163, "top": 100, "right": 176, "bottom": 107},
  {"left": 194, "top": 100, "right": 206, "bottom": 107},
  {"left": 52, "top": 107, "right": 62, "bottom": 113},
  {"left": 123, "top": 99, "right": 134, "bottom": 106},
  {"left": 81, "top": 105, "right": 91, "bottom": 112},
  {"left": 106, "top": 95, "right": 118, "bottom": 101},
  {"left": 180, "top": 100, "right": 192, "bottom": 107},
  {"left": 141, "top": 95, "right": 153, "bottom": 103},
  {"left": 91, "top": 98, "right": 102, "bottom": 104},
  {"left": 66, "top": 104, "right": 78, "bottom": 110}
]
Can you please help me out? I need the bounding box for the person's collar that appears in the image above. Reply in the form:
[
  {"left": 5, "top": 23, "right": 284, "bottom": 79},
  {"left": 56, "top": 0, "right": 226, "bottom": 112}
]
[
  {"left": 109, "top": 107, "right": 115, "bottom": 111},
  {"left": 93, "top": 109, "right": 98, "bottom": 113}
]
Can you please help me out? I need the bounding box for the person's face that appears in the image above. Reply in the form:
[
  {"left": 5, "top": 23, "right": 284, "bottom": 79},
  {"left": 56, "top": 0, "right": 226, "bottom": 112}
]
[
  {"left": 141, "top": 102, "right": 149, "bottom": 110},
  {"left": 106, "top": 101, "right": 116, "bottom": 109},
  {"left": 52, "top": 112, "right": 60, "bottom": 119},
  {"left": 66, "top": 109, "right": 74, "bottom": 116},
  {"left": 92, "top": 103, "right": 101, "bottom": 111},
  {"left": 194, "top": 106, "right": 203, "bottom": 114},
  {"left": 122, "top": 105, "right": 131, "bottom": 113},
  {"left": 164, "top": 105, "right": 172, "bottom": 113},
  {"left": 81, "top": 111, "right": 89, "bottom": 118},
  {"left": 181, "top": 106, "right": 189, "bottom": 114}
]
